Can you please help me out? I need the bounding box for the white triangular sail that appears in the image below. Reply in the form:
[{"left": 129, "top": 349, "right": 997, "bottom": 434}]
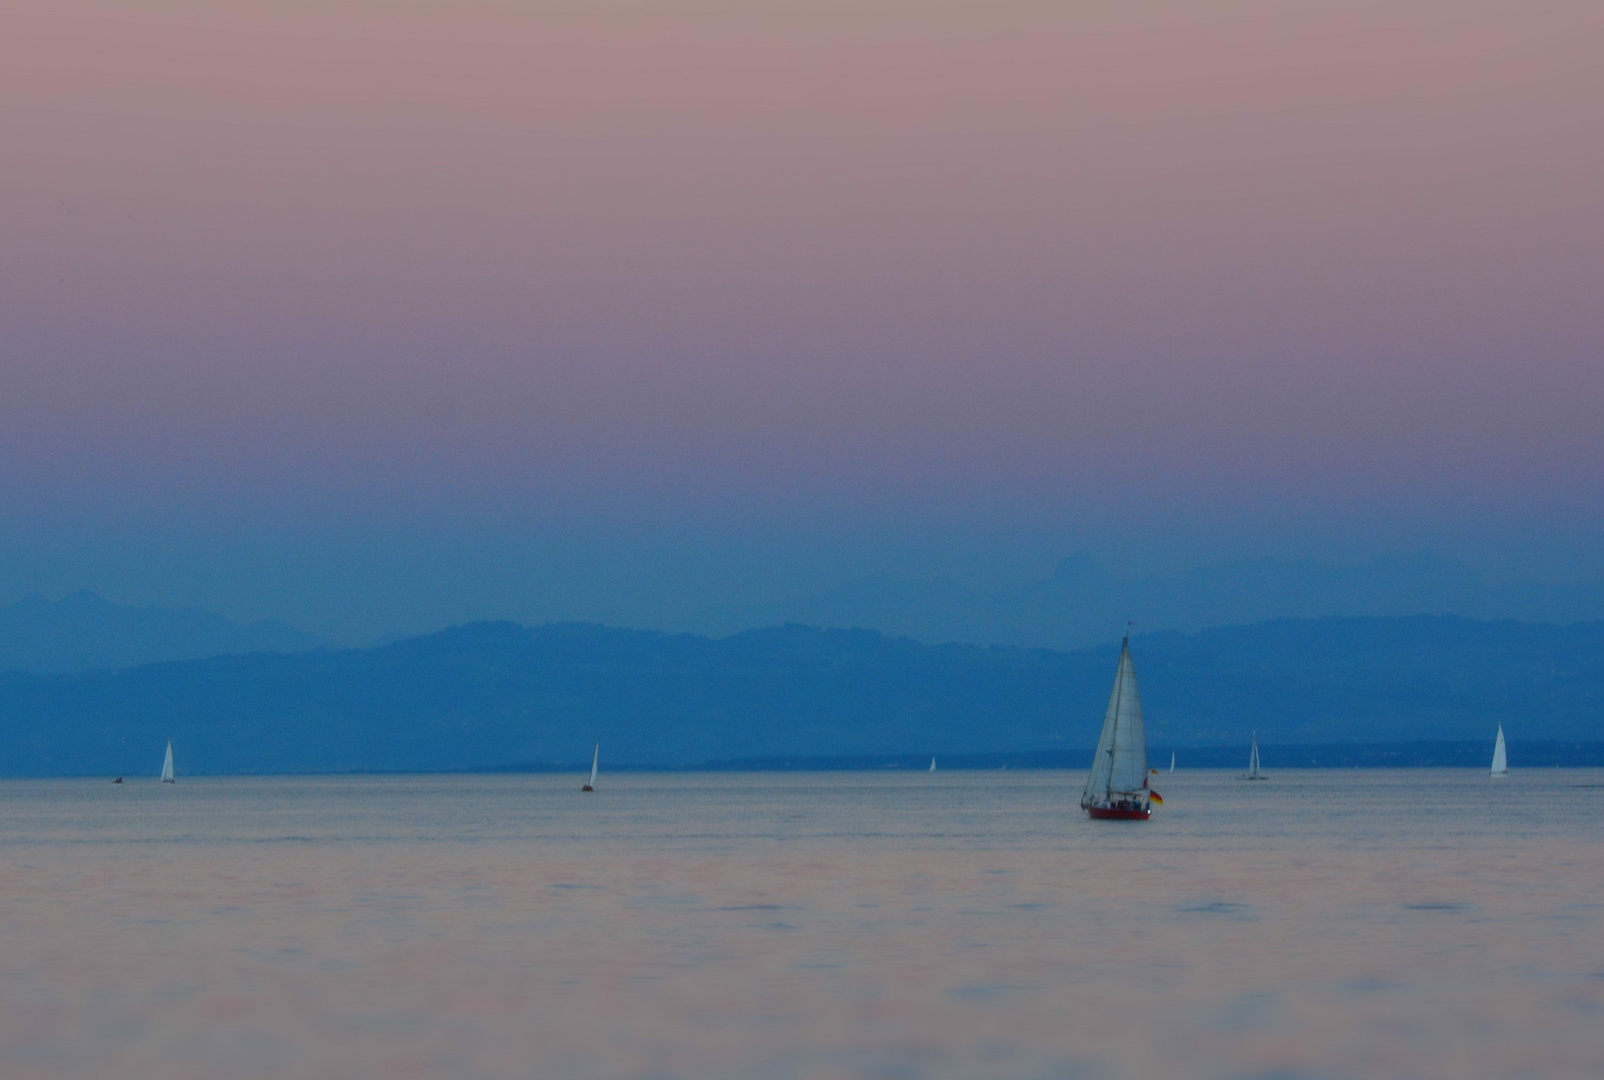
[
  {"left": 929, "top": 757, "right": 937, "bottom": 772},
  {"left": 1490, "top": 726, "right": 1508, "bottom": 777},
  {"left": 1081, "top": 639, "right": 1149, "bottom": 808},
  {"left": 1169, "top": 752, "right": 1175, "bottom": 773},
  {"left": 160, "top": 741, "right": 175, "bottom": 783},
  {"left": 1243, "top": 735, "right": 1264, "bottom": 780},
  {"left": 587, "top": 743, "right": 599, "bottom": 788}
]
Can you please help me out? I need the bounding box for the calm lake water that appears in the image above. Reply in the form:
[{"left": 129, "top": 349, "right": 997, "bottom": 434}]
[{"left": 1, "top": 769, "right": 1601, "bottom": 1079}]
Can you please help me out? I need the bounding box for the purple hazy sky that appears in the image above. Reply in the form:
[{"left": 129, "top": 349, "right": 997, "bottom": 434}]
[{"left": 2, "top": 0, "right": 1601, "bottom": 640}]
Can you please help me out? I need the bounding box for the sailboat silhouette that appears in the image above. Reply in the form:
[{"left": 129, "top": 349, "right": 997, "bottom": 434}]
[
  {"left": 582, "top": 744, "right": 598, "bottom": 792},
  {"left": 1080, "top": 636, "right": 1155, "bottom": 820},
  {"left": 1241, "top": 734, "right": 1266, "bottom": 781}
]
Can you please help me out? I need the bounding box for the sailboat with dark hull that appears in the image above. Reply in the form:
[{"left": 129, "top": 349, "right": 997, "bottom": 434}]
[
  {"left": 582, "top": 744, "right": 598, "bottom": 792},
  {"left": 1081, "top": 637, "right": 1157, "bottom": 821}
]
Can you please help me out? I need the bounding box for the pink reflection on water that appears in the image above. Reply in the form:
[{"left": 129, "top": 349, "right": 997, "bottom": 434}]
[{"left": 0, "top": 771, "right": 1601, "bottom": 1078}]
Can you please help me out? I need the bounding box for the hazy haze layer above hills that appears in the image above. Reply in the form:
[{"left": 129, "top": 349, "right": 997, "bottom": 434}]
[
  {"left": 0, "top": 592, "right": 332, "bottom": 674},
  {"left": 15, "top": 552, "right": 1604, "bottom": 659},
  {"left": 1, "top": 616, "right": 1599, "bottom": 776},
  {"left": 710, "top": 552, "right": 1604, "bottom": 650}
]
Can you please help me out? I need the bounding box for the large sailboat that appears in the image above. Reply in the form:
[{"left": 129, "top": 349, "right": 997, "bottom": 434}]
[
  {"left": 160, "top": 741, "right": 176, "bottom": 784},
  {"left": 1241, "top": 734, "right": 1266, "bottom": 781},
  {"left": 582, "top": 743, "right": 599, "bottom": 792},
  {"left": 1080, "top": 636, "right": 1157, "bottom": 820},
  {"left": 1490, "top": 725, "right": 1508, "bottom": 778}
]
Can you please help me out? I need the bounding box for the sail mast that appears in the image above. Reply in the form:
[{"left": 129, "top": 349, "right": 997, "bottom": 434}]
[{"left": 1105, "top": 643, "right": 1124, "bottom": 800}]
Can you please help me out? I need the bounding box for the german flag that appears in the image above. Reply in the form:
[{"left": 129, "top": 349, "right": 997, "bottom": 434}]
[{"left": 1148, "top": 791, "right": 1164, "bottom": 805}]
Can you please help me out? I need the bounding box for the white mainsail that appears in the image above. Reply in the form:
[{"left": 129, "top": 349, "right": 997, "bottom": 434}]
[
  {"left": 1243, "top": 734, "right": 1265, "bottom": 780},
  {"left": 587, "top": 743, "right": 599, "bottom": 789},
  {"left": 1491, "top": 725, "right": 1508, "bottom": 778},
  {"left": 1169, "top": 752, "right": 1175, "bottom": 773},
  {"left": 160, "top": 741, "right": 175, "bottom": 784},
  {"left": 1081, "top": 638, "right": 1149, "bottom": 809},
  {"left": 929, "top": 757, "right": 937, "bottom": 772}
]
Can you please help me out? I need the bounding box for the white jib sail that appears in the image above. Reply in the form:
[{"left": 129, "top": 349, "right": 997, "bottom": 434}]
[
  {"left": 588, "top": 744, "right": 599, "bottom": 787},
  {"left": 1081, "top": 639, "right": 1148, "bottom": 805},
  {"left": 1491, "top": 726, "right": 1508, "bottom": 777},
  {"left": 160, "top": 741, "right": 175, "bottom": 783}
]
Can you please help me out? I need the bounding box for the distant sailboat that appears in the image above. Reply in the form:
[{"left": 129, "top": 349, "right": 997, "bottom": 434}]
[
  {"left": 582, "top": 743, "right": 598, "bottom": 792},
  {"left": 1241, "top": 734, "right": 1266, "bottom": 781},
  {"left": 1081, "top": 636, "right": 1158, "bottom": 820},
  {"left": 1169, "top": 752, "right": 1175, "bottom": 774},
  {"left": 1490, "top": 725, "right": 1508, "bottom": 778},
  {"left": 160, "top": 741, "right": 175, "bottom": 784},
  {"left": 929, "top": 757, "right": 937, "bottom": 773}
]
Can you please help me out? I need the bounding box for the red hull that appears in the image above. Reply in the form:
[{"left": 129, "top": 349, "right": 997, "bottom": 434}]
[{"left": 1083, "top": 804, "right": 1150, "bottom": 820}]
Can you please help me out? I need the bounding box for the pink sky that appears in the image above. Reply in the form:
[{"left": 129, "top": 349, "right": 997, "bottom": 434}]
[{"left": 1, "top": 0, "right": 1601, "bottom": 630}]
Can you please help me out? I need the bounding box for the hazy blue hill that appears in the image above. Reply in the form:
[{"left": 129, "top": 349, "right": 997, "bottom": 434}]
[
  {"left": 0, "top": 592, "right": 333, "bottom": 674},
  {"left": 0, "top": 615, "right": 1599, "bottom": 776},
  {"left": 0, "top": 623, "right": 1085, "bottom": 776},
  {"left": 1135, "top": 616, "right": 1604, "bottom": 743},
  {"left": 723, "top": 553, "right": 1604, "bottom": 650}
]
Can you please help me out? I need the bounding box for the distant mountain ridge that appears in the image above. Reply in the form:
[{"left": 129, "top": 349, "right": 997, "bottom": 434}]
[
  {"left": 712, "top": 552, "right": 1604, "bottom": 650},
  {"left": 0, "top": 614, "right": 1599, "bottom": 777},
  {"left": 0, "top": 591, "right": 332, "bottom": 673}
]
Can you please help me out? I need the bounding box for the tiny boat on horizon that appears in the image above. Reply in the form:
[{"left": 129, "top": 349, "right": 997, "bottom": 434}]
[
  {"left": 160, "top": 740, "right": 175, "bottom": 784},
  {"left": 582, "top": 743, "right": 599, "bottom": 792},
  {"left": 1490, "top": 725, "right": 1508, "bottom": 778},
  {"left": 1241, "top": 734, "right": 1266, "bottom": 781},
  {"left": 1081, "top": 635, "right": 1159, "bottom": 820},
  {"left": 929, "top": 757, "right": 936, "bottom": 773}
]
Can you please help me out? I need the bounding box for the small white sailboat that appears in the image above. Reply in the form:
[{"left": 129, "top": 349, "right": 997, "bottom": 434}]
[
  {"left": 1241, "top": 734, "right": 1266, "bottom": 781},
  {"left": 1169, "top": 752, "right": 1175, "bottom": 774},
  {"left": 1080, "top": 635, "right": 1159, "bottom": 819},
  {"left": 929, "top": 757, "right": 937, "bottom": 773},
  {"left": 159, "top": 741, "right": 175, "bottom": 784},
  {"left": 582, "top": 743, "right": 598, "bottom": 792},
  {"left": 1490, "top": 725, "right": 1508, "bottom": 778}
]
